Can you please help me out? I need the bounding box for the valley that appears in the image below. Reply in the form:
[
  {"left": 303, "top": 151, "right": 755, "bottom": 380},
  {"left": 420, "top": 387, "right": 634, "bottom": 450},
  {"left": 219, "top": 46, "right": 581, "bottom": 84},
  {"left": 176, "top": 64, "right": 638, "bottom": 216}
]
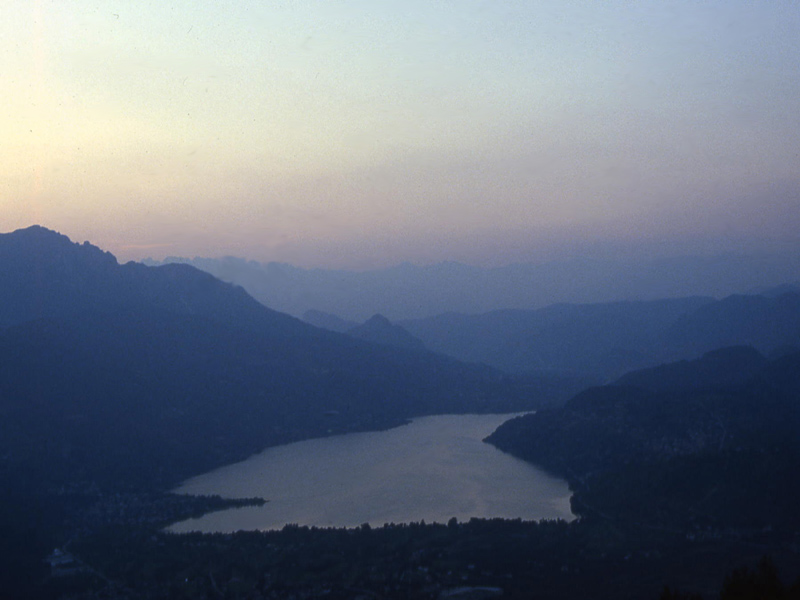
[
  {"left": 168, "top": 413, "right": 573, "bottom": 533},
  {"left": 1, "top": 226, "right": 799, "bottom": 599}
]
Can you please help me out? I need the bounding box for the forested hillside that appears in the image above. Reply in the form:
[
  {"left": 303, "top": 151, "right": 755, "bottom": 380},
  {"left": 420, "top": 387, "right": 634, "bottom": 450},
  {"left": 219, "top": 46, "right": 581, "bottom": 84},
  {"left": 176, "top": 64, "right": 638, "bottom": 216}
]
[{"left": 487, "top": 347, "right": 800, "bottom": 530}]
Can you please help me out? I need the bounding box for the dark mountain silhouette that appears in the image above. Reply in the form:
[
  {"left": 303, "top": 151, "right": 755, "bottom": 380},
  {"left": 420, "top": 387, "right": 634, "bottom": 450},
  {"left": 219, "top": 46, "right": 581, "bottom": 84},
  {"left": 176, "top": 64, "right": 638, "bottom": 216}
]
[
  {"left": 486, "top": 347, "right": 800, "bottom": 529},
  {"left": 0, "top": 225, "right": 299, "bottom": 334},
  {"left": 0, "top": 226, "right": 545, "bottom": 493},
  {"left": 614, "top": 345, "right": 768, "bottom": 393},
  {"left": 347, "top": 314, "right": 427, "bottom": 352}
]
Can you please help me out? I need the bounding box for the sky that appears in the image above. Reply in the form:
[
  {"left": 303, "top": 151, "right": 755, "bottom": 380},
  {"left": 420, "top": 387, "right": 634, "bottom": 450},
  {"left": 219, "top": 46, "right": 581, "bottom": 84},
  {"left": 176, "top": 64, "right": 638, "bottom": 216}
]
[{"left": 2, "top": 1, "right": 799, "bottom": 268}]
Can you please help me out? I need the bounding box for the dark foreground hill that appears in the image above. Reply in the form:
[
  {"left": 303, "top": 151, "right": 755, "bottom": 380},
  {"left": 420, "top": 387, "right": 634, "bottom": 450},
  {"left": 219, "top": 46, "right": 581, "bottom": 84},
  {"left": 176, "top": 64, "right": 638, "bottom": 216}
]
[
  {"left": 0, "top": 226, "right": 563, "bottom": 491},
  {"left": 487, "top": 347, "right": 800, "bottom": 530}
]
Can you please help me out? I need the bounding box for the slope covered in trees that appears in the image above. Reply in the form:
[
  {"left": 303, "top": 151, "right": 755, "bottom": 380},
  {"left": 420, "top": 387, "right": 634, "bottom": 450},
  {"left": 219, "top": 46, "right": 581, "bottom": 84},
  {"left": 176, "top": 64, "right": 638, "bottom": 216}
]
[{"left": 487, "top": 347, "right": 800, "bottom": 530}]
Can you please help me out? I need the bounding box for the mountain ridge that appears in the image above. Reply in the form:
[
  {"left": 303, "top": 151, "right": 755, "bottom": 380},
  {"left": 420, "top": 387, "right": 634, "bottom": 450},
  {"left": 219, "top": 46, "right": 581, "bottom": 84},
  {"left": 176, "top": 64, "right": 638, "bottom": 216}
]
[
  {"left": 144, "top": 250, "right": 800, "bottom": 321},
  {"left": 347, "top": 314, "right": 427, "bottom": 352},
  {"left": 0, "top": 225, "right": 566, "bottom": 493}
]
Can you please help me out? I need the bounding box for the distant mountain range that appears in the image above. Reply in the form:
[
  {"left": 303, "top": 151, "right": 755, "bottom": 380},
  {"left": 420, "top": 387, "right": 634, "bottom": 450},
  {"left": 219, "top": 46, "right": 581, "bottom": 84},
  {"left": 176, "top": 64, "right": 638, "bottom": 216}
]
[
  {"left": 403, "top": 292, "right": 800, "bottom": 379},
  {"left": 347, "top": 313, "right": 427, "bottom": 353},
  {"left": 305, "top": 292, "right": 800, "bottom": 381},
  {"left": 143, "top": 253, "right": 800, "bottom": 321},
  {"left": 145, "top": 252, "right": 800, "bottom": 380}
]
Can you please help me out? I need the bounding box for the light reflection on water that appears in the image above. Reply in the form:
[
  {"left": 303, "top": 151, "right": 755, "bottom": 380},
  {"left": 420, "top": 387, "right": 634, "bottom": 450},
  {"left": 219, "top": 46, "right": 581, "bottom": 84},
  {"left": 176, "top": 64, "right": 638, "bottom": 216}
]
[{"left": 169, "top": 413, "right": 573, "bottom": 533}]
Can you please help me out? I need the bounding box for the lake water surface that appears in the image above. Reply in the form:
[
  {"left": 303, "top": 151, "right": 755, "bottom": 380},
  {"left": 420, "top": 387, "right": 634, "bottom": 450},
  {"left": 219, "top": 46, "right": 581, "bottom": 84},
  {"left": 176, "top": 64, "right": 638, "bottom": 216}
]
[{"left": 170, "top": 413, "right": 574, "bottom": 532}]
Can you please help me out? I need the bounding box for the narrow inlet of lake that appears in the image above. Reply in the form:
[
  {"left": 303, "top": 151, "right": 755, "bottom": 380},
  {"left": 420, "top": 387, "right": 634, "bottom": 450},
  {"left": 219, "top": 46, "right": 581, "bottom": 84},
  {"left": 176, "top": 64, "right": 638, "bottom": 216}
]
[{"left": 169, "top": 413, "right": 574, "bottom": 533}]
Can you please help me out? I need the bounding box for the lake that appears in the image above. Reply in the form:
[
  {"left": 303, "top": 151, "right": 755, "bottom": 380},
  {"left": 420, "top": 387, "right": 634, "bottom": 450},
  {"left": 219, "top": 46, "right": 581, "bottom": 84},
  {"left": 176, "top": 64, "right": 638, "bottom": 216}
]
[{"left": 169, "top": 413, "right": 574, "bottom": 533}]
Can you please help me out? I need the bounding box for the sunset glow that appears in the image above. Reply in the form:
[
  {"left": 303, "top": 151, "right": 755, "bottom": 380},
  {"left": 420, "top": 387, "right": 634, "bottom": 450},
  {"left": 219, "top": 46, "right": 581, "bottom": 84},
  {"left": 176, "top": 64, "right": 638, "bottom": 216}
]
[{"left": 3, "top": 1, "right": 799, "bottom": 267}]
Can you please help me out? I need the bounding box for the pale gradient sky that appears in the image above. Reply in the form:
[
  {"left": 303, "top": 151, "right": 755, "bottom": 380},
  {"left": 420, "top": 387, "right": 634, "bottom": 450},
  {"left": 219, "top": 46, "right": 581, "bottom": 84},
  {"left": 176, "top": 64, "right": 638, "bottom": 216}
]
[{"left": 2, "top": 1, "right": 799, "bottom": 268}]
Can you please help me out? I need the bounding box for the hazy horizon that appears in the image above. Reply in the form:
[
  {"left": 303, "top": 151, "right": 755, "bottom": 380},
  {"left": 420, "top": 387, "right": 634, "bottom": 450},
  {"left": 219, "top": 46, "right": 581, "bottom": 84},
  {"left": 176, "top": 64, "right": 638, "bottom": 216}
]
[
  {"left": 143, "top": 237, "right": 800, "bottom": 274},
  {"left": 4, "top": 2, "right": 800, "bottom": 269}
]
